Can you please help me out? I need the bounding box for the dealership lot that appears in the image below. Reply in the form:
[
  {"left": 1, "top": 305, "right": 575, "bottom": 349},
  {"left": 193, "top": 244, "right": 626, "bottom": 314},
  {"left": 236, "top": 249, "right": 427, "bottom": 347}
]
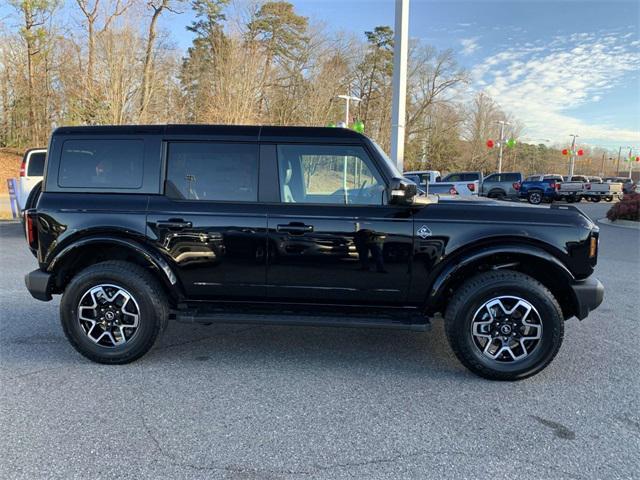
[{"left": 1, "top": 202, "right": 638, "bottom": 479}]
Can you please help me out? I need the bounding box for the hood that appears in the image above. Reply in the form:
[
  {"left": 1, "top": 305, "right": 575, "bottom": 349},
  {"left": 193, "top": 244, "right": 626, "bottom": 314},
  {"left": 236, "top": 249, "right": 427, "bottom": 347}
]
[{"left": 417, "top": 197, "right": 596, "bottom": 230}]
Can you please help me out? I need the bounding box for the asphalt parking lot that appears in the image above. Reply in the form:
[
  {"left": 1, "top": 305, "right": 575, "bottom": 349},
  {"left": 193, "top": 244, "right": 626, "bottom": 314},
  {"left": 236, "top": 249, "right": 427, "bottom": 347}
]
[{"left": 1, "top": 202, "right": 638, "bottom": 480}]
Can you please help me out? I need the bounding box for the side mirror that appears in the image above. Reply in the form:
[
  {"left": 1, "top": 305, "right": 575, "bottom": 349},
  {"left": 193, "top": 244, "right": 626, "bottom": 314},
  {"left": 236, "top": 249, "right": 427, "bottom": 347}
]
[{"left": 388, "top": 177, "right": 418, "bottom": 205}]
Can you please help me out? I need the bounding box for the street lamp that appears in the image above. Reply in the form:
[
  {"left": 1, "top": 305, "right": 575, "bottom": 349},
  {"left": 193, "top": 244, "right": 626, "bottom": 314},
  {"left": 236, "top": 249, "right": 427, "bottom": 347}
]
[
  {"left": 336, "top": 94, "right": 361, "bottom": 127},
  {"left": 496, "top": 120, "right": 510, "bottom": 173},
  {"left": 568, "top": 134, "right": 579, "bottom": 176}
]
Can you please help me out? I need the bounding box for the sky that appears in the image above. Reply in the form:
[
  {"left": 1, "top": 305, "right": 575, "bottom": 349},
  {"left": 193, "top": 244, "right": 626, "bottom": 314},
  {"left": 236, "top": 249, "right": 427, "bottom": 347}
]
[
  {"left": 161, "top": 0, "right": 640, "bottom": 152},
  {"left": 1, "top": 0, "right": 638, "bottom": 152}
]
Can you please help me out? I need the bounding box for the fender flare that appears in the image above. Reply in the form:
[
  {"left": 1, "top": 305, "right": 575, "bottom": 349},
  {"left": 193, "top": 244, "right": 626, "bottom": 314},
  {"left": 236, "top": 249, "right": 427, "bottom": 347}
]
[
  {"left": 47, "top": 235, "right": 179, "bottom": 290},
  {"left": 424, "top": 243, "right": 575, "bottom": 310}
]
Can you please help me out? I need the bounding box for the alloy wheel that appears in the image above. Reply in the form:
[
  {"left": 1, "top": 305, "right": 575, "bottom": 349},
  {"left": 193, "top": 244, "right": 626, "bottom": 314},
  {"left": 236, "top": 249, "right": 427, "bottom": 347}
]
[
  {"left": 470, "top": 296, "right": 543, "bottom": 362},
  {"left": 77, "top": 284, "right": 140, "bottom": 347}
]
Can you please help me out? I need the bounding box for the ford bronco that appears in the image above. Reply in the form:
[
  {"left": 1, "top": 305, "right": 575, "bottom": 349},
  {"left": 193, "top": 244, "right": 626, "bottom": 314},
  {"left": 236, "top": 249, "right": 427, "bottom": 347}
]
[{"left": 24, "top": 125, "right": 603, "bottom": 380}]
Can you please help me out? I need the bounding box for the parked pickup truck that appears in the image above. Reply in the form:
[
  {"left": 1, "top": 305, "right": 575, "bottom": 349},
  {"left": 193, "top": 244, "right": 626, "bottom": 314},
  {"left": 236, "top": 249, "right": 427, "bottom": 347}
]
[
  {"left": 24, "top": 125, "right": 603, "bottom": 380},
  {"left": 582, "top": 178, "right": 623, "bottom": 202},
  {"left": 441, "top": 171, "right": 482, "bottom": 196},
  {"left": 17, "top": 148, "right": 46, "bottom": 213},
  {"left": 479, "top": 172, "right": 523, "bottom": 200},
  {"left": 404, "top": 170, "right": 478, "bottom": 196},
  {"left": 557, "top": 175, "right": 589, "bottom": 203},
  {"left": 519, "top": 174, "right": 563, "bottom": 204},
  {"left": 404, "top": 170, "right": 456, "bottom": 195},
  {"left": 603, "top": 177, "right": 637, "bottom": 195}
]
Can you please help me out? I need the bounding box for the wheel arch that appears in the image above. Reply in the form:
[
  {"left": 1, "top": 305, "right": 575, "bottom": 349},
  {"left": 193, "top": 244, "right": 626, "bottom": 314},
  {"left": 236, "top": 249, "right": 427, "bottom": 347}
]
[
  {"left": 47, "top": 236, "right": 183, "bottom": 303},
  {"left": 487, "top": 188, "right": 507, "bottom": 198},
  {"left": 425, "top": 243, "right": 579, "bottom": 320}
]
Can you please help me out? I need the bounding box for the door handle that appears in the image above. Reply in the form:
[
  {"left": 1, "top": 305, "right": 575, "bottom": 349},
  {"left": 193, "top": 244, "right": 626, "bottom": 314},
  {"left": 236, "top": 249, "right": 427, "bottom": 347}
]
[
  {"left": 155, "top": 219, "right": 192, "bottom": 230},
  {"left": 276, "top": 223, "right": 314, "bottom": 234}
]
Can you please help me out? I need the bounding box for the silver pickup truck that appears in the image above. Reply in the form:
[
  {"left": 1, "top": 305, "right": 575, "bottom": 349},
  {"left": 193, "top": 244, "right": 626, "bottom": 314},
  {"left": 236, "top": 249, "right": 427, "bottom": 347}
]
[{"left": 404, "top": 170, "right": 480, "bottom": 196}]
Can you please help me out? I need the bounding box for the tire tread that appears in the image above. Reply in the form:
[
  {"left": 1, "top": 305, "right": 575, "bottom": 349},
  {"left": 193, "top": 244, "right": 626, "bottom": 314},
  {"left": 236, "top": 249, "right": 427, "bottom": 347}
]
[
  {"left": 60, "top": 260, "right": 168, "bottom": 364},
  {"left": 444, "top": 270, "right": 564, "bottom": 381}
]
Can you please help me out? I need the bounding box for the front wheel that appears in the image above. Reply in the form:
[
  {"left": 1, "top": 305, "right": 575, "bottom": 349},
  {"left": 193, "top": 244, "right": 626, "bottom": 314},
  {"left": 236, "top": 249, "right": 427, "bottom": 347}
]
[
  {"left": 527, "top": 191, "right": 543, "bottom": 205},
  {"left": 60, "top": 261, "right": 168, "bottom": 364},
  {"left": 444, "top": 270, "right": 564, "bottom": 381}
]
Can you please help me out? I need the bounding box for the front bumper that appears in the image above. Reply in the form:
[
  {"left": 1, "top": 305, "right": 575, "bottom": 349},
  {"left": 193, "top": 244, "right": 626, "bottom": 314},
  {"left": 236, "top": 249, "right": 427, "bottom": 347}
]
[
  {"left": 25, "top": 269, "right": 53, "bottom": 301},
  {"left": 570, "top": 276, "right": 604, "bottom": 320}
]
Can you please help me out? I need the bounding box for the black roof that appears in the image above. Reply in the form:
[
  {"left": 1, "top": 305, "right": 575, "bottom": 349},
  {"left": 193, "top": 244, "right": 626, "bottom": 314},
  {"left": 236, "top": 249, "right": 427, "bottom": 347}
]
[{"left": 51, "top": 124, "right": 367, "bottom": 142}]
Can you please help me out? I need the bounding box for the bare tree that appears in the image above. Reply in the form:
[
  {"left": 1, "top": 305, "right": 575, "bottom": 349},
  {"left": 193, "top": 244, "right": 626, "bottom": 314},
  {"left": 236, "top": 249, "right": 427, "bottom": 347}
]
[{"left": 139, "top": 0, "right": 182, "bottom": 121}]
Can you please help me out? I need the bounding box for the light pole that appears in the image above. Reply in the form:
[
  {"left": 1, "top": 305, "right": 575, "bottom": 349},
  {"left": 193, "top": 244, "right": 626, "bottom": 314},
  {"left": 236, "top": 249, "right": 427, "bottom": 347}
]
[
  {"left": 336, "top": 93, "right": 361, "bottom": 203},
  {"left": 568, "top": 134, "right": 579, "bottom": 176},
  {"left": 616, "top": 146, "right": 622, "bottom": 176},
  {"left": 390, "top": 0, "right": 409, "bottom": 172},
  {"left": 336, "top": 94, "right": 361, "bottom": 127},
  {"left": 496, "top": 120, "right": 510, "bottom": 173}
]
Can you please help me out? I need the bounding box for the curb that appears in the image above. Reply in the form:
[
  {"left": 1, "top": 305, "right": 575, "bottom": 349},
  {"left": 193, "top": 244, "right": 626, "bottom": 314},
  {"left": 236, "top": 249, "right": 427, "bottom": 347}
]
[{"left": 596, "top": 218, "right": 640, "bottom": 230}]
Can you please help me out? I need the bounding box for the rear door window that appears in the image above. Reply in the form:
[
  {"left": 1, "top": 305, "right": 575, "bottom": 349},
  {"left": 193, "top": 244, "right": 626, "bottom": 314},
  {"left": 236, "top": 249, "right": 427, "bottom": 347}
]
[
  {"left": 58, "top": 139, "right": 144, "bottom": 188},
  {"left": 165, "top": 142, "right": 258, "bottom": 202},
  {"left": 502, "top": 173, "right": 520, "bottom": 182},
  {"left": 27, "top": 152, "right": 46, "bottom": 176}
]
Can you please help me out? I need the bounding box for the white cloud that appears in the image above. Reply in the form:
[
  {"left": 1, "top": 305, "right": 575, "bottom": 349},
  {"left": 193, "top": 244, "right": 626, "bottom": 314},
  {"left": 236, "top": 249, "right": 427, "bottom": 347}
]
[
  {"left": 472, "top": 30, "right": 640, "bottom": 145},
  {"left": 460, "top": 37, "right": 480, "bottom": 56}
]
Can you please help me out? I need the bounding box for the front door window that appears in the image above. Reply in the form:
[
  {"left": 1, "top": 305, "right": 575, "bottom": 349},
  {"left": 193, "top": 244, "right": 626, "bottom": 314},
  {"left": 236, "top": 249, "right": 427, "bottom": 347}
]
[{"left": 277, "top": 144, "right": 385, "bottom": 205}]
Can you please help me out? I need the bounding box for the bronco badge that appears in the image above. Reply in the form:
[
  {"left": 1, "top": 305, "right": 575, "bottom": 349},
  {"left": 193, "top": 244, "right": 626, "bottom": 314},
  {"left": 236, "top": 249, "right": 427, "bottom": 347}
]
[{"left": 417, "top": 225, "right": 432, "bottom": 239}]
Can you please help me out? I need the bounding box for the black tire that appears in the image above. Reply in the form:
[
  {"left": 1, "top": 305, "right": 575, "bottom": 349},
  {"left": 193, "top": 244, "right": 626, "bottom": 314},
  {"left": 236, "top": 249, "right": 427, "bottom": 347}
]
[
  {"left": 60, "top": 261, "right": 168, "bottom": 364},
  {"left": 592, "top": 196, "right": 601, "bottom": 203},
  {"left": 566, "top": 196, "right": 575, "bottom": 203},
  {"left": 444, "top": 270, "right": 564, "bottom": 381},
  {"left": 488, "top": 190, "right": 506, "bottom": 200},
  {"left": 527, "top": 191, "right": 543, "bottom": 205},
  {"left": 603, "top": 195, "right": 613, "bottom": 202}
]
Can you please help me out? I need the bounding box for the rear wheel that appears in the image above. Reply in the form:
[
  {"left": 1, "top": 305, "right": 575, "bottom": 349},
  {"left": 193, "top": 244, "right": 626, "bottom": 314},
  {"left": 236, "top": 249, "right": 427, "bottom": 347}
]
[
  {"left": 60, "top": 261, "right": 168, "bottom": 364},
  {"left": 444, "top": 270, "right": 564, "bottom": 381},
  {"left": 603, "top": 195, "right": 613, "bottom": 202},
  {"left": 527, "top": 191, "right": 543, "bottom": 205},
  {"left": 592, "top": 196, "right": 601, "bottom": 203}
]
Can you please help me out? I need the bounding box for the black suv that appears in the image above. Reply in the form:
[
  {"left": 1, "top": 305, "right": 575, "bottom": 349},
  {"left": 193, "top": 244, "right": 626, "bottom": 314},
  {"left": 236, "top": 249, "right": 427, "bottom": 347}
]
[{"left": 24, "top": 125, "right": 604, "bottom": 380}]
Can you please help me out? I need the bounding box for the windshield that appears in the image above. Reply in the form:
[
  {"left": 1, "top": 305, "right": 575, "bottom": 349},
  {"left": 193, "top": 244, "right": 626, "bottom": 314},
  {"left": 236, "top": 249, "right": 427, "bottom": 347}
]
[{"left": 371, "top": 141, "right": 403, "bottom": 178}]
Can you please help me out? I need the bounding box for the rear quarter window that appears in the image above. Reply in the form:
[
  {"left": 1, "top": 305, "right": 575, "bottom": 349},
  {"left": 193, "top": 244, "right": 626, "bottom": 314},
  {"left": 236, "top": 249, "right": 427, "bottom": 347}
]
[{"left": 58, "top": 139, "right": 144, "bottom": 189}]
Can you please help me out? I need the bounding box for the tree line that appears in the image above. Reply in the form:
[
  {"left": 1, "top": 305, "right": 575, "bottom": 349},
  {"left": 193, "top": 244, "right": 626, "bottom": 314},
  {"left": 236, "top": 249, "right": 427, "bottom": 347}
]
[{"left": 0, "top": 0, "right": 621, "bottom": 175}]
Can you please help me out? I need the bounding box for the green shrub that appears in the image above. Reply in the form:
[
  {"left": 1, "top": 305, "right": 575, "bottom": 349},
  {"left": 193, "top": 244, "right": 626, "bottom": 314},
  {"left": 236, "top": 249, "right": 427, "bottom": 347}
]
[{"left": 606, "top": 193, "right": 640, "bottom": 222}]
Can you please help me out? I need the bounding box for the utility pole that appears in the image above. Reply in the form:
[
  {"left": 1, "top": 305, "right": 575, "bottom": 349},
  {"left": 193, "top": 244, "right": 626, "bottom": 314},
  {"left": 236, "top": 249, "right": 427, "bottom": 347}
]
[
  {"left": 496, "top": 120, "right": 509, "bottom": 173},
  {"left": 600, "top": 152, "right": 605, "bottom": 177},
  {"left": 628, "top": 147, "right": 634, "bottom": 179},
  {"left": 568, "top": 134, "right": 578, "bottom": 176},
  {"left": 616, "top": 146, "right": 622, "bottom": 176},
  {"left": 336, "top": 94, "right": 361, "bottom": 127},
  {"left": 390, "top": 0, "right": 409, "bottom": 172}
]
